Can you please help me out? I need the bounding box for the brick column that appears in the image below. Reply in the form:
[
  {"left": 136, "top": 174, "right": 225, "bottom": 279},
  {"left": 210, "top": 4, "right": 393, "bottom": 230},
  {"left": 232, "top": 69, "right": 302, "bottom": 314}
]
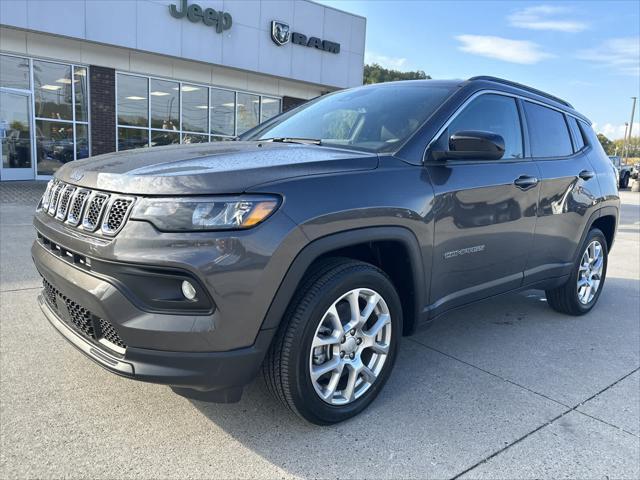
[{"left": 89, "top": 66, "right": 116, "bottom": 156}]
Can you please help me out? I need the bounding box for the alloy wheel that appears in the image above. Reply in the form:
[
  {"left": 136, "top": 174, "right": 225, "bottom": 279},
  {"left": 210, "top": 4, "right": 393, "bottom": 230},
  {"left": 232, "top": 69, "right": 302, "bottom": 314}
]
[
  {"left": 308, "top": 288, "right": 392, "bottom": 405},
  {"left": 577, "top": 240, "right": 604, "bottom": 304}
]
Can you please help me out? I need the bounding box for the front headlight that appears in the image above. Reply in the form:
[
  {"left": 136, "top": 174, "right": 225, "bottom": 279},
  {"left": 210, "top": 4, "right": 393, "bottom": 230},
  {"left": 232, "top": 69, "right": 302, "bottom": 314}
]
[{"left": 131, "top": 196, "right": 280, "bottom": 232}]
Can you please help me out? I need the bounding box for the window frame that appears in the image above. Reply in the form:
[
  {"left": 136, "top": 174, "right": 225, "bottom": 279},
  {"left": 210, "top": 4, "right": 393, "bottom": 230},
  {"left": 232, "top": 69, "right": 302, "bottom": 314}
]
[
  {"left": 0, "top": 52, "right": 91, "bottom": 180},
  {"left": 115, "top": 71, "right": 282, "bottom": 151},
  {"left": 521, "top": 100, "right": 575, "bottom": 160},
  {"left": 434, "top": 92, "right": 526, "bottom": 162},
  {"left": 424, "top": 89, "right": 589, "bottom": 164}
]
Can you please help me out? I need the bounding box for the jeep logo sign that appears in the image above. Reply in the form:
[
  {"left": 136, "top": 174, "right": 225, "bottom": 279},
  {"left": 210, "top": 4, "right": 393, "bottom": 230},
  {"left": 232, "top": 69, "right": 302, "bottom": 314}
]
[
  {"left": 169, "top": 0, "right": 232, "bottom": 33},
  {"left": 270, "top": 20, "right": 340, "bottom": 54}
]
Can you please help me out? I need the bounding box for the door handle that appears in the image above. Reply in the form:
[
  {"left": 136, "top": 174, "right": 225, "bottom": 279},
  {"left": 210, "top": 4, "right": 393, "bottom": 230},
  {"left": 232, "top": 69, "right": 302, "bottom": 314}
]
[
  {"left": 514, "top": 175, "right": 539, "bottom": 189},
  {"left": 578, "top": 170, "right": 595, "bottom": 180}
]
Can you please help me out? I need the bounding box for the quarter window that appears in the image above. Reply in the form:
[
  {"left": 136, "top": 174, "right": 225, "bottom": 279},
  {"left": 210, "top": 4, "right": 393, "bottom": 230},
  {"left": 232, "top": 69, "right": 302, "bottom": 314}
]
[
  {"left": 443, "top": 94, "right": 523, "bottom": 159},
  {"left": 567, "top": 116, "right": 586, "bottom": 152},
  {"left": 523, "top": 101, "right": 573, "bottom": 158}
]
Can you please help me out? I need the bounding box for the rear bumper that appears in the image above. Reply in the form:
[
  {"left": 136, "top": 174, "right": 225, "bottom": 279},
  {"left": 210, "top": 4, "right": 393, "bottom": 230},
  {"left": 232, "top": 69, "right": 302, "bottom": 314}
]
[{"left": 38, "top": 293, "right": 274, "bottom": 391}]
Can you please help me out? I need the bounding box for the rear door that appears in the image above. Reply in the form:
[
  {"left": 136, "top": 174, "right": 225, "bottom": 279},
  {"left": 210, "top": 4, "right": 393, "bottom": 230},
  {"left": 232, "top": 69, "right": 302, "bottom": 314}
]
[
  {"left": 425, "top": 93, "right": 540, "bottom": 314},
  {"left": 522, "top": 101, "right": 602, "bottom": 283}
]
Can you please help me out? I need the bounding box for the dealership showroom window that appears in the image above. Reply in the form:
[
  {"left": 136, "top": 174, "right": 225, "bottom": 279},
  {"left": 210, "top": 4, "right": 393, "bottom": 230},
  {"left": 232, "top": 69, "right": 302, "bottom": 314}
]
[{"left": 0, "top": 0, "right": 365, "bottom": 181}]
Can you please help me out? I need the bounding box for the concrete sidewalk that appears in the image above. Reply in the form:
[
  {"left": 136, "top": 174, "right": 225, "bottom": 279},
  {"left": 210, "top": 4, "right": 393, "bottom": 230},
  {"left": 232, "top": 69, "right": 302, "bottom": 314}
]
[{"left": 1, "top": 183, "right": 638, "bottom": 479}]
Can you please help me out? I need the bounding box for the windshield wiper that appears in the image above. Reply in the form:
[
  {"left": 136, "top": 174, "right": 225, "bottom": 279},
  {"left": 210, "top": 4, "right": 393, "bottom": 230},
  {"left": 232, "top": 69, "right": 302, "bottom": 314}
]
[{"left": 260, "top": 137, "right": 322, "bottom": 146}]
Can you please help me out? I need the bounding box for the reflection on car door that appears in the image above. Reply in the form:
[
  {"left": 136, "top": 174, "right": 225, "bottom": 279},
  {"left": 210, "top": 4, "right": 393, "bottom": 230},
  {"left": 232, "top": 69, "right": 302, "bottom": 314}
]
[
  {"left": 522, "top": 102, "right": 601, "bottom": 283},
  {"left": 425, "top": 93, "right": 540, "bottom": 315}
]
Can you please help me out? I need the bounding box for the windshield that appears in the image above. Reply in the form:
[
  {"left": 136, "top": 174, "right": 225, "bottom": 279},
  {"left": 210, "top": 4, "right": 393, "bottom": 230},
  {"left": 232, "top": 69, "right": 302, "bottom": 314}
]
[{"left": 242, "top": 84, "right": 454, "bottom": 153}]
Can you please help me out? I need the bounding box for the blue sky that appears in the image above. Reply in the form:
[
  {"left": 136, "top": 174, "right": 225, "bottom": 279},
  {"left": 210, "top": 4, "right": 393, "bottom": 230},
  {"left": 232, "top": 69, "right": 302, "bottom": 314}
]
[{"left": 319, "top": 1, "right": 640, "bottom": 139}]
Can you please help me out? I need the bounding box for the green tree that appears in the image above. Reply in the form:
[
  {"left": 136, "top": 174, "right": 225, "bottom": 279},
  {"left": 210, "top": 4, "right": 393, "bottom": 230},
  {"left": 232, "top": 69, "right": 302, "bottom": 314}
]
[
  {"left": 597, "top": 133, "right": 614, "bottom": 155},
  {"left": 363, "top": 63, "right": 430, "bottom": 84}
]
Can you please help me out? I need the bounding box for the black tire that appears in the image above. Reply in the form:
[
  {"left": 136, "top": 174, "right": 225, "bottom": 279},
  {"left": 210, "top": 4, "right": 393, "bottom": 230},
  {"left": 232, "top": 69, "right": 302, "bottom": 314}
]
[
  {"left": 262, "top": 258, "right": 402, "bottom": 425},
  {"left": 545, "top": 228, "right": 608, "bottom": 315},
  {"left": 621, "top": 173, "right": 629, "bottom": 189}
]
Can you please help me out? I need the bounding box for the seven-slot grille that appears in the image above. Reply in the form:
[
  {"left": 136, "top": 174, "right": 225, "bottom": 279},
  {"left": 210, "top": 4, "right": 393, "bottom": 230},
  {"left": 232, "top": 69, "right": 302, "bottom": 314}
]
[
  {"left": 42, "top": 277, "right": 127, "bottom": 353},
  {"left": 41, "top": 180, "right": 135, "bottom": 237}
]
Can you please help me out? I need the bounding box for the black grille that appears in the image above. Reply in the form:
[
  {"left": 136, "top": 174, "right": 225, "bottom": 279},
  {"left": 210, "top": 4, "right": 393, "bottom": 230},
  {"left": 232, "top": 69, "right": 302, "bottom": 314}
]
[
  {"left": 98, "top": 318, "right": 127, "bottom": 349},
  {"left": 67, "top": 190, "right": 89, "bottom": 225},
  {"left": 103, "top": 198, "right": 133, "bottom": 234},
  {"left": 83, "top": 194, "right": 108, "bottom": 230},
  {"left": 42, "top": 278, "right": 126, "bottom": 351}
]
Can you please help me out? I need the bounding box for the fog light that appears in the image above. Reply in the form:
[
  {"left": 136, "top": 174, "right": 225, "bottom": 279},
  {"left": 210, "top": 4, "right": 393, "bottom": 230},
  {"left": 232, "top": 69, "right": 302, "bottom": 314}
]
[{"left": 181, "top": 280, "right": 197, "bottom": 301}]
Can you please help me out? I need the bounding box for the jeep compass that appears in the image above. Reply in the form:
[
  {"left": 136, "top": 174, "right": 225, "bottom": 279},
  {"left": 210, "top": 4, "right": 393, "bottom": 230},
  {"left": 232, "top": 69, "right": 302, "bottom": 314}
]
[{"left": 33, "top": 76, "right": 619, "bottom": 424}]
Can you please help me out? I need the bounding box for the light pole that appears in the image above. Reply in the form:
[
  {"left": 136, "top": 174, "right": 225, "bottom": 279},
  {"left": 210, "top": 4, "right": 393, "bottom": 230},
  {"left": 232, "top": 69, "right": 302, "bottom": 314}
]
[{"left": 623, "top": 97, "right": 637, "bottom": 163}]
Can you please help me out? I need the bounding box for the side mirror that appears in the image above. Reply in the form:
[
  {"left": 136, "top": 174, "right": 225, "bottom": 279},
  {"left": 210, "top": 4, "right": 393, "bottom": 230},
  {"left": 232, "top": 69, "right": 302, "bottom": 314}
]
[{"left": 431, "top": 130, "right": 505, "bottom": 161}]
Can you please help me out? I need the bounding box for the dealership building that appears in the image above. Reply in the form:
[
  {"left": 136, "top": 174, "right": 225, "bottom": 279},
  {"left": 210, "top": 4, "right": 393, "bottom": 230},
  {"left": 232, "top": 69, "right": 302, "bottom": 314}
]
[{"left": 0, "top": 0, "right": 366, "bottom": 181}]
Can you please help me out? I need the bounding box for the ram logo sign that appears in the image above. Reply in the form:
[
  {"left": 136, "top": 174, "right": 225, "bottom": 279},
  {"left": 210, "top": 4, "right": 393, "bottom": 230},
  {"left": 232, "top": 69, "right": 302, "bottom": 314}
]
[{"left": 270, "top": 20, "right": 340, "bottom": 54}]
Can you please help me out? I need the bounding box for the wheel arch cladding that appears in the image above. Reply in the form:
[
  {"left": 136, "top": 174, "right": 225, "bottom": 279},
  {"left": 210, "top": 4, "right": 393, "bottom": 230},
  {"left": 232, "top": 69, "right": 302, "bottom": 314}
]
[
  {"left": 260, "top": 227, "right": 426, "bottom": 336},
  {"left": 591, "top": 214, "right": 617, "bottom": 251}
]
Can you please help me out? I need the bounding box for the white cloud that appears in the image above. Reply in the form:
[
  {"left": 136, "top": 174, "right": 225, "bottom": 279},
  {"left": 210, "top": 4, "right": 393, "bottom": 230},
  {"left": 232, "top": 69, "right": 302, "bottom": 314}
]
[
  {"left": 578, "top": 37, "right": 640, "bottom": 76},
  {"left": 364, "top": 52, "right": 408, "bottom": 70},
  {"left": 508, "top": 5, "right": 588, "bottom": 33},
  {"left": 594, "top": 122, "right": 640, "bottom": 140},
  {"left": 455, "top": 35, "right": 553, "bottom": 64}
]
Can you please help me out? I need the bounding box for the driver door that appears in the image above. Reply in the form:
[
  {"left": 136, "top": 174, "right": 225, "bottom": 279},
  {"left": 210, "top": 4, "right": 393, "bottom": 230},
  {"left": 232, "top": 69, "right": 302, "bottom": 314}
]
[{"left": 425, "top": 93, "right": 540, "bottom": 315}]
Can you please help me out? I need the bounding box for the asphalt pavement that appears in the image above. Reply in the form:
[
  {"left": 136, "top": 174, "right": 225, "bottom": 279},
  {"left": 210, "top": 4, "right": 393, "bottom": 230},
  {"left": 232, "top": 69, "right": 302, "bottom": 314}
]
[{"left": 1, "top": 182, "right": 638, "bottom": 479}]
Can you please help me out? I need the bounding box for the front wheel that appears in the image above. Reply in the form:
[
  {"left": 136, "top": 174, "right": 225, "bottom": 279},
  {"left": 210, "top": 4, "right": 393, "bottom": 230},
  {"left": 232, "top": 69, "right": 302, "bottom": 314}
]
[
  {"left": 545, "top": 228, "right": 608, "bottom": 315},
  {"left": 263, "top": 258, "right": 402, "bottom": 425}
]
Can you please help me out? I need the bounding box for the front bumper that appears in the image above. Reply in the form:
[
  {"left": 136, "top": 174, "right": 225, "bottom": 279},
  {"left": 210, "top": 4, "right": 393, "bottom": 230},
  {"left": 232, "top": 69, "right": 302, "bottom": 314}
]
[
  {"left": 32, "top": 237, "right": 275, "bottom": 392},
  {"left": 38, "top": 294, "right": 273, "bottom": 391}
]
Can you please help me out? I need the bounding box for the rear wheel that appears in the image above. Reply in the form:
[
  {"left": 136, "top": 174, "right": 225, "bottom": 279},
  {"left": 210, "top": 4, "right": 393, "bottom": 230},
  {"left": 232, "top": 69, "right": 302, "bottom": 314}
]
[
  {"left": 263, "top": 258, "right": 402, "bottom": 425},
  {"left": 546, "top": 228, "right": 608, "bottom": 315}
]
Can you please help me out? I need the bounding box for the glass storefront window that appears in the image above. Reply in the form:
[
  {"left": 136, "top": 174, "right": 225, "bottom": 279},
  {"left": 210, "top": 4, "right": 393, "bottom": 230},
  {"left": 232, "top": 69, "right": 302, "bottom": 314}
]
[
  {"left": 236, "top": 92, "right": 260, "bottom": 134},
  {"left": 210, "top": 89, "right": 235, "bottom": 136},
  {"left": 151, "top": 130, "right": 180, "bottom": 147},
  {"left": 1, "top": 55, "right": 30, "bottom": 89},
  {"left": 118, "top": 127, "right": 148, "bottom": 151},
  {"left": 182, "top": 84, "right": 208, "bottom": 133},
  {"left": 150, "top": 78, "right": 179, "bottom": 130},
  {"left": 182, "top": 133, "right": 209, "bottom": 144},
  {"left": 115, "top": 74, "right": 280, "bottom": 150},
  {"left": 0, "top": 56, "right": 89, "bottom": 179},
  {"left": 261, "top": 97, "right": 281, "bottom": 123},
  {"left": 74, "top": 66, "right": 88, "bottom": 122},
  {"left": 1, "top": 91, "right": 32, "bottom": 169},
  {"left": 33, "top": 61, "right": 73, "bottom": 121},
  {"left": 117, "top": 74, "right": 148, "bottom": 127},
  {"left": 36, "top": 120, "right": 74, "bottom": 175},
  {"left": 75, "top": 123, "right": 89, "bottom": 160}
]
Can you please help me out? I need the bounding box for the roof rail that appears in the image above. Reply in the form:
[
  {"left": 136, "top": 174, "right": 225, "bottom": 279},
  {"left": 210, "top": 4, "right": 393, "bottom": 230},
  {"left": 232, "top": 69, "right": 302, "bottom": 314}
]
[{"left": 468, "top": 76, "right": 573, "bottom": 108}]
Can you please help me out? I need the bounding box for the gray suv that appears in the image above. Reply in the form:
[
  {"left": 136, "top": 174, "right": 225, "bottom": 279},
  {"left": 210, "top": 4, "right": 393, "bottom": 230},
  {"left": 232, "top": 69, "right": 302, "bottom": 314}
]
[{"left": 33, "top": 77, "right": 619, "bottom": 424}]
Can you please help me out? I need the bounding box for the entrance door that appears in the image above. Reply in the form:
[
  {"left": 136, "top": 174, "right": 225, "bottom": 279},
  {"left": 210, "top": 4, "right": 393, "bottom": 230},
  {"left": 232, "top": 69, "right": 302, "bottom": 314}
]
[{"left": 1, "top": 90, "right": 34, "bottom": 180}]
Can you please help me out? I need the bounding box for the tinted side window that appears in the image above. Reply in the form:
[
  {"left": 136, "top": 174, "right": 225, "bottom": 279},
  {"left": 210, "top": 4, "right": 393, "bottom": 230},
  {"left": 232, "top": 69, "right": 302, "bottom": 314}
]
[
  {"left": 524, "top": 102, "right": 573, "bottom": 157},
  {"left": 567, "top": 116, "right": 585, "bottom": 152},
  {"left": 444, "top": 94, "right": 523, "bottom": 159}
]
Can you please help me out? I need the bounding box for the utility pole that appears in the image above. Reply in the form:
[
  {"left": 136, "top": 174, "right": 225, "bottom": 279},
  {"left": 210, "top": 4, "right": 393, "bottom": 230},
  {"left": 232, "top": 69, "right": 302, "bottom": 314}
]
[
  {"left": 622, "top": 123, "right": 629, "bottom": 160},
  {"left": 625, "top": 97, "right": 637, "bottom": 162}
]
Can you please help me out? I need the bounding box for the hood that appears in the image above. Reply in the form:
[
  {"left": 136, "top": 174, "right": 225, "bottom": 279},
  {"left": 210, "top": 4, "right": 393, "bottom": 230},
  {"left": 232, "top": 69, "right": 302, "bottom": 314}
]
[{"left": 55, "top": 142, "right": 378, "bottom": 195}]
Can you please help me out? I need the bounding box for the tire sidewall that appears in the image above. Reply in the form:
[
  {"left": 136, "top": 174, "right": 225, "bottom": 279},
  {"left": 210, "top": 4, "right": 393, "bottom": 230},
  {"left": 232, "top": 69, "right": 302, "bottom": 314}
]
[
  {"left": 569, "top": 229, "right": 608, "bottom": 314},
  {"left": 289, "top": 266, "right": 402, "bottom": 425}
]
